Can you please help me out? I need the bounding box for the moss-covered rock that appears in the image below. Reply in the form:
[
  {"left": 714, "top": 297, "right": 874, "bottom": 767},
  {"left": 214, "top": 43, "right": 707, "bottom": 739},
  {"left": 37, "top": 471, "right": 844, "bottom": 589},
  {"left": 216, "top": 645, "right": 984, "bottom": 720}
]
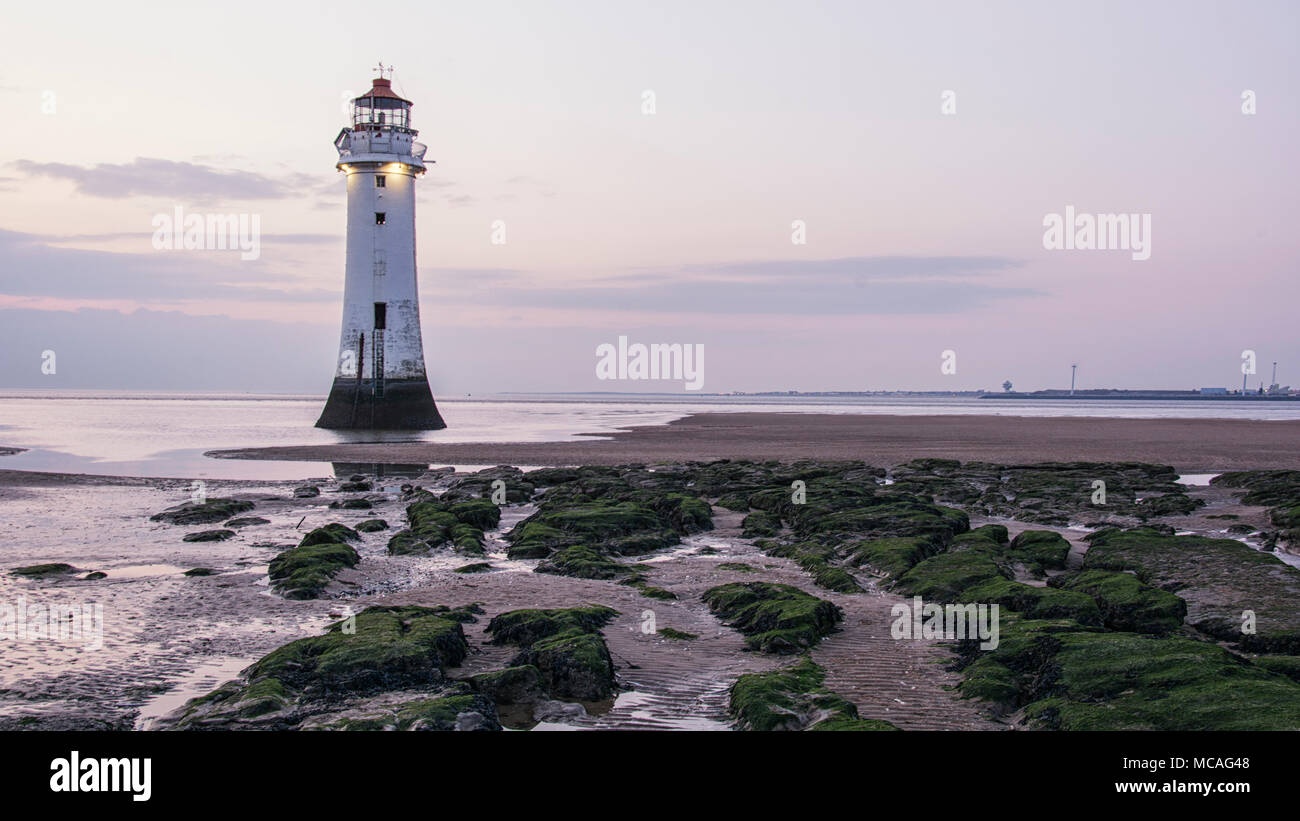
[
  {"left": 307, "top": 691, "right": 501, "bottom": 731},
  {"left": 715, "top": 492, "right": 752, "bottom": 512},
  {"left": 717, "top": 562, "right": 761, "bottom": 573},
  {"left": 954, "top": 613, "right": 1300, "bottom": 729},
  {"left": 267, "top": 542, "right": 360, "bottom": 599},
  {"left": 330, "top": 499, "right": 373, "bottom": 510},
  {"left": 702, "top": 582, "right": 842, "bottom": 653},
  {"left": 894, "top": 548, "right": 1008, "bottom": 603},
  {"left": 763, "top": 541, "right": 864, "bottom": 593},
  {"left": 846, "top": 536, "right": 938, "bottom": 579},
  {"left": 729, "top": 656, "right": 899, "bottom": 731},
  {"left": 656, "top": 627, "right": 698, "bottom": 640},
  {"left": 1083, "top": 527, "right": 1300, "bottom": 652},
  {"left": 486, "top": 606, "right": 620, "bottom": 700},
  {"left": 1050, "top": 569, "right": 1185, "bottom": 634},
  {"left": 1007, "top": 529, "right": 1071, "bottom": 571},
  {"left": 299, "top": 523, "right": 360, "bottom": 546},
  {"left": 150, "top": 498, "right": 255, "bottom": 525},
  {"left": 10, "top": 563, "right": 76, "bottom": 577},
  {"left": 535, "top": 546, "right": 644, "bottom": 581},
  {"left": 164, "top": 606, "right": 478, "bottom": 730},
  {"left": 355, "top": 519, "right": 389, "bottom": 533},
  {"left": 1213, "top": 470, "right": 1300, "bottom": 546},
  {"left": 469, "top": 665, "right": 545, "bottom": 704},
  {"left": 183, "top": 529, "right": 235, "bottom": 542},
  {"left": 224, "top": 517, "right": 270, "bottom": 528},
  {"left": 960, "top": 576, "right": 1102, "bottom": 626},
  {"left": 741, "top": 511, "right": 782, "bottom": 538},
  {"left": 388, "top": 494, "right": 498, "bottom": 556}
]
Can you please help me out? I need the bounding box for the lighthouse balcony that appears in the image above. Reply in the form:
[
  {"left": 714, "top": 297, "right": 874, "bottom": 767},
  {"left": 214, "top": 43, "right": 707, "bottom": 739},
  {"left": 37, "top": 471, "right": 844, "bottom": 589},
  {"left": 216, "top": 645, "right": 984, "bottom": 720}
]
[
  {"left": 336, "top": 132, "right": 428, "bottom": 170},
  {"left": 337, "top": 153, "right": 427, "bottom": 172}
]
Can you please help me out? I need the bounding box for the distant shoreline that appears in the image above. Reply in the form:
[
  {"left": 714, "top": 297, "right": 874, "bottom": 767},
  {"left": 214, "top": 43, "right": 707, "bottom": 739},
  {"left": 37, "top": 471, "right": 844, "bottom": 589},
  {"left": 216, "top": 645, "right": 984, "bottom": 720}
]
[{"left": 207, "top": 411, "right": 1300, "bottom": 473}]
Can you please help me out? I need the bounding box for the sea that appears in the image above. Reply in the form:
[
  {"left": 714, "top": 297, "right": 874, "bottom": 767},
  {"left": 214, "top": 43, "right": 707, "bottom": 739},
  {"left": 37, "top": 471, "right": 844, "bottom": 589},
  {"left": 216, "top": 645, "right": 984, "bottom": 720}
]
[{"left": 1, "top": 390, "right": 1297, "bottom": 480}]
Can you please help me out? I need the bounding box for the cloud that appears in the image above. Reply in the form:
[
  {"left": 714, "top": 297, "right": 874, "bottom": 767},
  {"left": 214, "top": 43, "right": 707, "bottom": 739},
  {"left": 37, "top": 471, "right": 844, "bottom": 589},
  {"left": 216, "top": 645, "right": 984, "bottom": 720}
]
[
  {"left": 429, "top": 256, "right": 1039, "bottom": 316},
  {"left": 10, "top": 157, "right": 318, "bottom": 202},
  {"left": 0, "top": 229, "right": 338, "bottom": 303},
  {"left": 669, "top": 255, "right": 1024, "bottom": 281}
]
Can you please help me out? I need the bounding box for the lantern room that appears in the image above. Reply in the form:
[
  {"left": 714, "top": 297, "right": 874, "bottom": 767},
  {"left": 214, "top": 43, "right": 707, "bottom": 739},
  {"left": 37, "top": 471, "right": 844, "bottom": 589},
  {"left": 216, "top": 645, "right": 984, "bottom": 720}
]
[{"left": 352, "top": 78, "right": 413, "bottom": 132}]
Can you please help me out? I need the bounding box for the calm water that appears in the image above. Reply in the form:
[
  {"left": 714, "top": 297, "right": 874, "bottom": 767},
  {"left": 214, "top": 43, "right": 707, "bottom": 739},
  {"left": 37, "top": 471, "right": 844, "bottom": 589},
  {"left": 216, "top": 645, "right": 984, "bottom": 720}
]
[{"left": 0, "top": 390, "right": 1296, "bottom": 480}]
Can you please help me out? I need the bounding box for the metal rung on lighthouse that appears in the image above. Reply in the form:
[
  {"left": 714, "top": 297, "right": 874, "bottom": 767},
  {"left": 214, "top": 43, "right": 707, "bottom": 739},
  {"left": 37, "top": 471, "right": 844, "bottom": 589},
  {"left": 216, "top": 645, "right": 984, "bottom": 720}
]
[{"left": 316, "top": 69, "right": 446, "bottom": 430}]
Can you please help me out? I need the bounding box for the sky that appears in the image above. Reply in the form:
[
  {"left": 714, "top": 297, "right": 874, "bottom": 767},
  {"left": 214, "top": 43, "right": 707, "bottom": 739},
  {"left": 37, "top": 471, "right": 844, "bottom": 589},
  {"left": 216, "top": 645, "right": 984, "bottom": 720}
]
[{"left": 1, "top": 0, "right": 1297, "bottom": 395}]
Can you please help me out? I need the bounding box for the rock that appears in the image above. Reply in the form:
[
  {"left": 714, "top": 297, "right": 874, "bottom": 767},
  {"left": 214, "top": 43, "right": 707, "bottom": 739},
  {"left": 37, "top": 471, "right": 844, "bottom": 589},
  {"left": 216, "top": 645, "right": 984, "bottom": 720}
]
[
  {"left": 183, "top": 529, "right": 235, "bottom": 542},
  {"left": 486, "top": 606, "right": 620, "bottom": 701},
  {"left": 535, "top": 546, "right": 644, "bottom": 581},
  {"left": 225, "top": 517, "right": 270, "bottom": 528},
  {"left": 702, "top": 582, "right": 842, "bottom": 653},
  {"left": 730, "top": 657, "right": 900, "bottom": 731},
  {"left": 184, "top": 568, "right": 216, "bottom": 577},
  {"left": 329, "top": 499, "right": 373, "bottom": 510},
  {"left": 267, "top": 542, "right": 360, "bottom": 599},
  {"left": 150, "top": 498, "right": 255, "bottom": 525},
  {"left": 299, "top": 523, "right": 360, "bottom": 546},
  {"left": 355, "top": 519, "right": 389, "bottom": 532},
  {"left": 161, "top": 606, "right": 480, "bottom": 730},
  {"left": 470, "top": 665, "right": 545, "bottom": 704},
  {"left": 10, "top": 563, "right": 76, "bottom": 577},
  {"left": 293, "top": 486, "right": 320, "bottom": 498}
]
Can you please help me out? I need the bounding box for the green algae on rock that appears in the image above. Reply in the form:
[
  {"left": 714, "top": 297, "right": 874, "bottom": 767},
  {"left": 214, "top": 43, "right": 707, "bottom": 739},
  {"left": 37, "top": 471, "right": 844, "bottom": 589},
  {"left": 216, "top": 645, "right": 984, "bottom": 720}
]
[
  {"left": 224, "top": 517, "right": 270, "bottom": 528},
  {"left": 957, "top": 614, "right": 1300, "bottom": 730},
  {"left": 702, "top": 582, "right": 842, "bottom": 653},
  {"left": 656, "top": 627, "right": 698, "bottom": 640},
  {"left": 163, "top": 605, "right": 481, "bottom": 730},
  {"left": 1048, "top": 569, "right": 1185, "bottom": 634},
  {"left": 1213, "top": 470, "right": 1300, "bottom": 547},
  {"left": 534, "top": 545, "right": 645, "bottom": 581},
  {"left": 267, "top": 542, "right": 359, "bottom": 599},
  {"left": 299, "top": 523, "right": 360, "bottom": 546},
  {"left": 469, "top": 665, "right": 545, "bottom": 705},
  {"left": 1082, "top": 527, "right": 1300, "bottom": 653},
  {"left": 486, "top": 605, "right": 620, "bottom": 700},
  {"left": 729, "top": 656, "right": 899, "bottom": 731},
  {"left": 150, "top": 498, "right": 255, "bottom": 525},
  {"left": 10, "top": 563, "right": 76, "bottom": 577},
  {"left": 182, "top": 529, "right": 235, "bottom": 542},
  {"left": 387, "top": 491, "right": 502, "bottom": 557}
]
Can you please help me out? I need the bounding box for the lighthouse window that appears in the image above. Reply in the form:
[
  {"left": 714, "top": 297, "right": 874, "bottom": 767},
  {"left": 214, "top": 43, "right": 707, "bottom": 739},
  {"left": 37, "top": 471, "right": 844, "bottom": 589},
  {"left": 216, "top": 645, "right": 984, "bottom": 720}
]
[
  {"left": 373, "top": 303, "right": 387, "bottom": 330},
  {"left": 374, "top": 212, "right": 386, "bottom": 225},
  {"left": 375, "top": 175, "right": 386, "bottom": 188}
]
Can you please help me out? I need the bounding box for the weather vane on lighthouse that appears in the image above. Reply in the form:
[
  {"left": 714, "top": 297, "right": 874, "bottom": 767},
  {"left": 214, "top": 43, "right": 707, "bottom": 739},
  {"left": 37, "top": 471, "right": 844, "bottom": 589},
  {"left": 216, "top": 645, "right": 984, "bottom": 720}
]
[{"left": 315, "top": 69, "right": 446, "bottom": 430}]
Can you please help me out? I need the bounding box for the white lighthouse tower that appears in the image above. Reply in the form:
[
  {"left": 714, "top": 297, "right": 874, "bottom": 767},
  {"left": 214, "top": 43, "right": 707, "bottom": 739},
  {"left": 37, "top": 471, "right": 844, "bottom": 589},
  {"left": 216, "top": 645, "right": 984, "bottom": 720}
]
[{"left": 316, "top": 68, "right": 446, "bottom": 430}]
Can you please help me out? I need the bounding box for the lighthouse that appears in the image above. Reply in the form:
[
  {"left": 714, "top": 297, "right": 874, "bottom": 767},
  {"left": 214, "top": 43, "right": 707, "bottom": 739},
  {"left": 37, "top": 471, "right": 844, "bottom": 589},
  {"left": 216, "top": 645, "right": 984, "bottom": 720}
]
[{"left": 316, "top": 69, "right": 446, "bottom": 430}]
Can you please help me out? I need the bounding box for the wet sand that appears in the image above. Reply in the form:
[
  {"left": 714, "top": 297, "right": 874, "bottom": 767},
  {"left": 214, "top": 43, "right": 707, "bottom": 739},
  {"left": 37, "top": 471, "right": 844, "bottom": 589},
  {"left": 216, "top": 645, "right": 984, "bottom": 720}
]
[{"left": 208, "top": 412, "right": 1300, "bottom": 472}]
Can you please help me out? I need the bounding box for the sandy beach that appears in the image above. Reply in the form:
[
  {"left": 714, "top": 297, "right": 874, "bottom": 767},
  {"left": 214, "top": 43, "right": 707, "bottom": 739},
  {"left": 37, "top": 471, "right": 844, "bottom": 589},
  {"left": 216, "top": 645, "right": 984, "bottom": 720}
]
[{"left": 208, "top": 412, "right": 1300, "bottom": 472}]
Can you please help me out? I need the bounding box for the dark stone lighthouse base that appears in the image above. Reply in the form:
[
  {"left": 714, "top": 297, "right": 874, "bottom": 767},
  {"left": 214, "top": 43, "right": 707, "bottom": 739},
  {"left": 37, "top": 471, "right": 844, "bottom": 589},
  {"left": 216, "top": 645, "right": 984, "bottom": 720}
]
[{"left": 315, "top": 377, "right": 447, "bottom": 430}]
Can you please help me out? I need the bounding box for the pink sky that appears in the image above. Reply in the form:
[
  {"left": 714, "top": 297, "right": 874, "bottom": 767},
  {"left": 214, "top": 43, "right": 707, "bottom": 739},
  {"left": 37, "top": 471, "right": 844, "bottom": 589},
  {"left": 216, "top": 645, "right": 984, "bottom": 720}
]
[{"left": 1, "top": 0, "right": 1297, "bottom": 394}]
